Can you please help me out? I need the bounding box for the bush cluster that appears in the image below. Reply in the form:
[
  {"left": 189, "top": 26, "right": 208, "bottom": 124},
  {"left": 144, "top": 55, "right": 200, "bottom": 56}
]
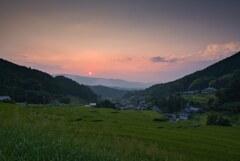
[{"left": 206, "top": 114, "right": 231, "bottom": 126}]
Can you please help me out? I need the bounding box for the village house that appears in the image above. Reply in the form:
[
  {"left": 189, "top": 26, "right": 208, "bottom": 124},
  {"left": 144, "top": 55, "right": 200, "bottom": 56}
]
[
  {"left": 0, "top": 96, "right": 11, "bottom": 102},
  {"left": 201, "top": 87, "right": 217, "bottom": 94},
  {"left": 85, "top": 103, "right": 97, "bottom": 107},
  {"left": 184, "top": 104, "right": 200, "bottom": 113},
  {"left": 152, "top": 106, "right": 161, "bottom": 113},
  {"left": 179, "top": 112, "right": 190, "bottom": 120},
  {"left": 89, "top": 103, "right": 96, "bottom": 106},
  {"left": 136, "top": 100, "right": 147, "bottom": 110}
]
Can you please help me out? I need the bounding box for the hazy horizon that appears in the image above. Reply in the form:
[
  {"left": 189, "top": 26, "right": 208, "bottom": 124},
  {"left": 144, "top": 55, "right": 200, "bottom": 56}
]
[
  {"left": 1, "top": 56, "right": 232, "bottom": 84},
  {"left": 54, "top": 73, "right": 157, "bottom": 84},
  {"left": 1, "top": 0, "right": 240, "bottom": 82}
]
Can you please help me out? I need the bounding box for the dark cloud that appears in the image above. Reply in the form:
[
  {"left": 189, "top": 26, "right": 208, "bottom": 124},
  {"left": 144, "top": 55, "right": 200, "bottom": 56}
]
[
  {"left": 150, "top": 56, "right": 177, "bottom": 63},
  {"left": 151, "top": 56, "right": 167, "bottom": 62}
]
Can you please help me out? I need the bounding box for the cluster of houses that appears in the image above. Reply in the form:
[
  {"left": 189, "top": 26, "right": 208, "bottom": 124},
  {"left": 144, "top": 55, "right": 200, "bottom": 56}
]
[
  {"left": 116, "top": 98, "right": 202, "bottom": 122},
  {"left": 117, "top": 87, "right": 217, "bottom": 112},
  {"left": 113, "top": 97, "right": 201, "bottom": 123},
  {"left": 115, "top": 99, "right": 149, "bottom": 111},
  {"left": 168, "top": 104, "right": 201, "bottom": 123}
]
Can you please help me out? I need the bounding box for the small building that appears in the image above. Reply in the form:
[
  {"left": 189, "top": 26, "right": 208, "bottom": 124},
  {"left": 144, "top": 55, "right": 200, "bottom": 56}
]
[
  {"left": 85, "top": 103, "right": 97, "bottom": 107},
  {"left": 189, "top": 107, "right": 200, "bottom": 112},
  {"left": 136, "top": 105, "right": 147, "bottom": 110},
  {"left": 184, "top": 105, "right": 200, "bottom": 113},
  {"left": 139, "top": 100, "right": 146, "bottom": 104},
  {"left": 202, "top": 87, "right": 217, "bottom": 94},
  {"left": 0, "top": 96, "right": 11, "bottom": 102},
  {"left": 152, "top": 106, "right": 161, "bottom": 113},
  {"left": 89, "top": 103, "right": 96, "bottom": 106},
  {"left": 128, "top": 105, "right": 135, "bottom": 109},
  {"left": 179, "top": 113, "right": 189, "bottom": 120}
]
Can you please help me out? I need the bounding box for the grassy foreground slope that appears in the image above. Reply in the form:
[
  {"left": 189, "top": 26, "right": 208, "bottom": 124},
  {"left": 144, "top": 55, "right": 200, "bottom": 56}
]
[{"left": 0, "top": 103, "right": 240, "bottom": 161}]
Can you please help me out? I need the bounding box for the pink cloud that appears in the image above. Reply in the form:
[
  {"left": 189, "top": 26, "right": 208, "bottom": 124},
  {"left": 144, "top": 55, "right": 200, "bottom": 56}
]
[
  {"left": 200, "top": 41, "right": 240, "bottom": 60},
  {"left": 174, "top": 41, "right": 240, "bottom": 62}
]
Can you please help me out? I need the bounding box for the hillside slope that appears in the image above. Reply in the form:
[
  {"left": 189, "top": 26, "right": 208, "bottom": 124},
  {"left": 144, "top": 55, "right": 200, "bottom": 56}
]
[
  {"left": 0, "top": 59, "right": 97, "bottom": 103},
  {"left": 89, "top": 85, "right": 128, "bottom": 99},
  {"left": 143, "top": 52, "right": 240, "bottom": 98}
]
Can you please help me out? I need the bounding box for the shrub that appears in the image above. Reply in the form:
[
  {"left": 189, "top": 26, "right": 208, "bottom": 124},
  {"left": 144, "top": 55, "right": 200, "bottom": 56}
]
[
  {"left": 96, "top": 100, "right": 115, "bottom": 109},
  {"left": 153, "top": 117, "right": 168, "bottom": 122},
  {"left": 59, "top": 97, "right": 71, "bottom": 104},
  {"left": 206, "top": 114, "right": 231, "bottom": 126}
]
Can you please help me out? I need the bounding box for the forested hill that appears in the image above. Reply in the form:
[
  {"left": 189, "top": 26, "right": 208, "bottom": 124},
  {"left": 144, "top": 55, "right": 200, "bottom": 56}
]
[
  {"left": 142, "top": 51, "right": 240, "bottom": 98},
  {"left": 0, "top": 59, "right": 97, "bottom": 103},
  {"left": 89, "top": 85, "right": 128, "bottom": 99}
]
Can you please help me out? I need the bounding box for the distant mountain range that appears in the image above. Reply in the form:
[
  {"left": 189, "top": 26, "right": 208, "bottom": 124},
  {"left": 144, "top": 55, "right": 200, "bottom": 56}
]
[{"left": 54, "top": 74, "right": 155, "bottom": 90}]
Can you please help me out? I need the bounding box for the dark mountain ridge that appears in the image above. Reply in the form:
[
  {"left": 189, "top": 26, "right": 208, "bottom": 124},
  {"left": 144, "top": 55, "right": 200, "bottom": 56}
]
[
  {"left": 0, "top": 59, "right": 97, "bottom": 103},
  {"left": 120, "top": 52, "right": 239, "bottom": 113},
  {"left": 143, "top": 52, "right": 240, "bottom": 97},
  {"left": 89, "top": 85, "right": 128, "bottom": 99}
]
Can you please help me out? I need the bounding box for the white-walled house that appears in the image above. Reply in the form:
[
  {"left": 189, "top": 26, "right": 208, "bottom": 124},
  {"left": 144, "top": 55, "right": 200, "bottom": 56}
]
[
  {"left": 184, "top": 106, "right": 200, "bottom": 113},
  {"left": 0, "top": 96, "right": 11, "bottom": 101},
  {"left": 89, "top": 103, "right": 96, "bottom": 106},
  {"left": 85, "top": 103, "right": 97, "bottom": 107},
  {"left": 179, "top": 113, "right": 189, "bottom": 120}
]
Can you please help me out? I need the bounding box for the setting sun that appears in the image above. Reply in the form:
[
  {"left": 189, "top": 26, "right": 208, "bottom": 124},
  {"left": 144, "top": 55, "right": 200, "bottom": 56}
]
[{"left": 88, "top": 72, "right": 92, "bottom": 76}]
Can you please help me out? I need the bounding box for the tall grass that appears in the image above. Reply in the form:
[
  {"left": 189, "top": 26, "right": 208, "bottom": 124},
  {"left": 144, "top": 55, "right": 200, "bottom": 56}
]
[{"left": 0, "top": 126, "right": 119, "bottom": 161}]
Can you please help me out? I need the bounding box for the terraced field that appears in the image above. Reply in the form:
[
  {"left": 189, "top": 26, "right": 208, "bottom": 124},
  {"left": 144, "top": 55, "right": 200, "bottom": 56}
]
[{"left": 0, "top": 103, "right": 239, "bottom": 161}]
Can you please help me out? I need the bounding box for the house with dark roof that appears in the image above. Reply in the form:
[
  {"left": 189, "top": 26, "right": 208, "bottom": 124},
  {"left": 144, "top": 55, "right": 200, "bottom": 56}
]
[
  {"left": 179, "top": 112, "right": 189, "bottom": 120},
  {"left": 0, "top": 96, "right": 11, "bottom": 101},
  {"left": 201, "top": 87, "right": 217, "bottom": 94}
]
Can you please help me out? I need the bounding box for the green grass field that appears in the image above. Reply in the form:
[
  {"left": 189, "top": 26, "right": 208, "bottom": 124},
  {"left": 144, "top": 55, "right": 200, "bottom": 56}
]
[
  {"left": 0, "top": 103, "right": 240, "bottom": 161},
  {"left": 183, "top": 94, "right": 217, "bottom": 105}
]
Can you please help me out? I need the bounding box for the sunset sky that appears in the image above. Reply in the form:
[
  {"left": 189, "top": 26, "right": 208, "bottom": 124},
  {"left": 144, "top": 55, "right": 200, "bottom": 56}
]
[{"left": 1, "top": 0, "right": 240, "bottom": 82}]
